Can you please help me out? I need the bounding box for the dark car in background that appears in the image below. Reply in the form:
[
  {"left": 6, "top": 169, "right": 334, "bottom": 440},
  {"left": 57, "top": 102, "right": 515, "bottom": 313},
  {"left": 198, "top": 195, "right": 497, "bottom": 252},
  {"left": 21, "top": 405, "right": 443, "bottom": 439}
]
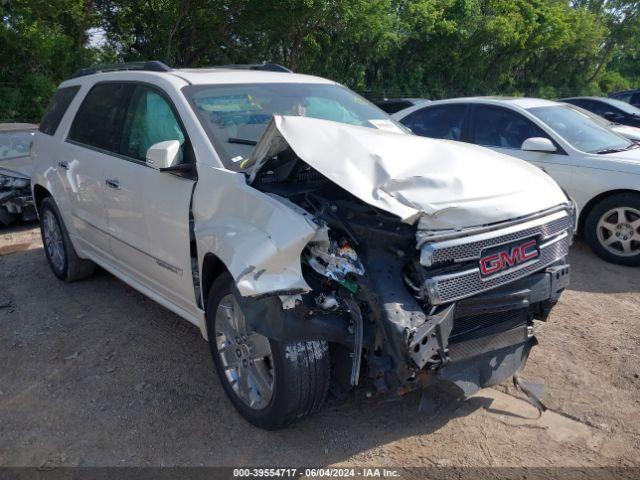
[
  {"left": 560, "top": 96, "right": 640, "bottom": 128},
  {"left": 610, "top": 89, "right": 640, "bottom": 108},
  {"left": 374, "top": 98, "right": 429, "bottom": 114},
  {"left": 0, "top": 123, "right": 37, "bottom": 227}
]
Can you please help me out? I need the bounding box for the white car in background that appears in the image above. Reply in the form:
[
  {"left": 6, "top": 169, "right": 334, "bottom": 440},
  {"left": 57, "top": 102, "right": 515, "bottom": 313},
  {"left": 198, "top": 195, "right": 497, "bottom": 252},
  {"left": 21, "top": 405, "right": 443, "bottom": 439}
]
[{"left": 393, "top": 97, "right": 640, "bottom": 266}]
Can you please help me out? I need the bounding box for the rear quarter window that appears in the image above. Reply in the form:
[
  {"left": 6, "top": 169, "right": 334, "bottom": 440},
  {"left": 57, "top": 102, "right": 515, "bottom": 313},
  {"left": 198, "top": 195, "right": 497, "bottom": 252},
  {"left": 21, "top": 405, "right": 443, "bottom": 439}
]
[{"left": 39, "top": 86, "right": 81, "bottom": 136}]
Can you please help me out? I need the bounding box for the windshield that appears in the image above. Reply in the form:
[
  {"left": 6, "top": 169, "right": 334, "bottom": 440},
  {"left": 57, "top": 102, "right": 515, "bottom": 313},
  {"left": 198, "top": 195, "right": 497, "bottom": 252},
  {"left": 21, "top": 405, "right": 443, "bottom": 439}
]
[
  {"left": 184, "top": 82, "right": 402, "bottom": 169},
  {"left": 528, "top": 105, "right": 634, "bottom": 154}
]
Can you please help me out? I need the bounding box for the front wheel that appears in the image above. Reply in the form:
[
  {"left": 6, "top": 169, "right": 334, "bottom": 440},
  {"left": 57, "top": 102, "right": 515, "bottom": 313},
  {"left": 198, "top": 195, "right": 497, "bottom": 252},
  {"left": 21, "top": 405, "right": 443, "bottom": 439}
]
[
  {"left": 206, "top": 273, "right": 330, "bottom": 430},
  {"left": 584, "top": 193, "right": 640, "bottom": 266}
]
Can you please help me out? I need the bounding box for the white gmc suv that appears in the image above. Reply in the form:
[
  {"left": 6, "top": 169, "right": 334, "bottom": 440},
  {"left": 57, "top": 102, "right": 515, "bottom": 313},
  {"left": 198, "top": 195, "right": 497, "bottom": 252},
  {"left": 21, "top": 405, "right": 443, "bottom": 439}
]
[{"left": 31, "top": 61, "right": 575, "bottom": 429}]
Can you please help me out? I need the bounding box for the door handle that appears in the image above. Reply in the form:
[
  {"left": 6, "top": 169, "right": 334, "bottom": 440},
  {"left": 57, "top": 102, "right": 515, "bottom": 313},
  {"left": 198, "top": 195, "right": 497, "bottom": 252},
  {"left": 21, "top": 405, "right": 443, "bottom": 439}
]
[
  {"left": 58, "top": 161, "right": 69, "bottom": 170},
  {"left": 105, "top": 179, "right": 121, "bottom": 190}
]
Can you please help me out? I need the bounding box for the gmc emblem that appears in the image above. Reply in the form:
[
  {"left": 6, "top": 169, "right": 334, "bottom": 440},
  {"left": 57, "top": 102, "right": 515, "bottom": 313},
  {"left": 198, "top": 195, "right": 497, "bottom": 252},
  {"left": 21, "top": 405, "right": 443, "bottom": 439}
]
[{"left": 479, "top": 238, "right": 539, "bottom": 277}]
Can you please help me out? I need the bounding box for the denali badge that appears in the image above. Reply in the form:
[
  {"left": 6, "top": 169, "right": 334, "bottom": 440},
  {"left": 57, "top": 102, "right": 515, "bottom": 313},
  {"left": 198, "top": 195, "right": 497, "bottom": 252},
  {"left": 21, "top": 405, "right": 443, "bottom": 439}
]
[{"left": 479, "top": 238, "right": 539, "bottom": 277}]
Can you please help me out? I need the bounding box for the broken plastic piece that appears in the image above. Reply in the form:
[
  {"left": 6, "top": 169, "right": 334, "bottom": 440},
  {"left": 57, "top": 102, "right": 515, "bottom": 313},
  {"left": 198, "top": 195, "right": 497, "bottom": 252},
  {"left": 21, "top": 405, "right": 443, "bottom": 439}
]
[{"left": 513, "top": 373, "right": 547, "bottom": 416}]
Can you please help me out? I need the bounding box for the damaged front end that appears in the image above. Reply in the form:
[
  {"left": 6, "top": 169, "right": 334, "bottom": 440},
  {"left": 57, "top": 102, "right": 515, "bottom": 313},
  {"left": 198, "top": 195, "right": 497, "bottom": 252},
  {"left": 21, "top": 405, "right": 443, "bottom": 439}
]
[
  {"left": 0, "top": 167, "right": 35, "bottom": 227},
  {"left": 238, "top": 115, "right": 574, "bottom": 402}
]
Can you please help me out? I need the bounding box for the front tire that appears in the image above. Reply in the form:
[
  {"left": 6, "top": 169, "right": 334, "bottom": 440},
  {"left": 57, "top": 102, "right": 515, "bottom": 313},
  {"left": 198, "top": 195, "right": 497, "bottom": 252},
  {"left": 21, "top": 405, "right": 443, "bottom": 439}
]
[
  {"left": 584, "top": 193, "right": 640, "bottom": 266},
  {"left": 39, "top": 197, "right": 96, "bottom": 281},
  {"left": 206, "top": 273, "right": 330, "bottom": 430}
]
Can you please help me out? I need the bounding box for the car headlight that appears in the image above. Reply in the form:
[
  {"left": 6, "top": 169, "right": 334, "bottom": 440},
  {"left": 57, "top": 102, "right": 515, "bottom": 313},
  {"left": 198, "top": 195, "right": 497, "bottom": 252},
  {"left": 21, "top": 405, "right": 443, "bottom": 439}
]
[{"left": 0, "top": 175, "right": 29, "bottom": 189}]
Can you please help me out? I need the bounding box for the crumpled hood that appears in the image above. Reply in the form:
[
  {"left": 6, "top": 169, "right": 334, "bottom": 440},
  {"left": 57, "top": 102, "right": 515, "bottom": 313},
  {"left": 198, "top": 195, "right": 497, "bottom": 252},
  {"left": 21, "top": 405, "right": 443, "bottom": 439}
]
[{"left": 247, "top": 115, "right": 569, "bottom": 229}]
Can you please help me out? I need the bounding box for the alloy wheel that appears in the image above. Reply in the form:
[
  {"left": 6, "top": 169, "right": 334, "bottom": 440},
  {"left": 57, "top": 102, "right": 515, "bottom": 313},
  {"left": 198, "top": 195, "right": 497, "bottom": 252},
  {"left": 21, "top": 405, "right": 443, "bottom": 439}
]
[
  {"left": 215, "top": 294, "right": 274, "bottom": 410},
  {"left": 42, "top": 209, "right": 66, "bottom": 273},
  {"left": 596, "top": 207, "right": 640, "bottom": 257}
]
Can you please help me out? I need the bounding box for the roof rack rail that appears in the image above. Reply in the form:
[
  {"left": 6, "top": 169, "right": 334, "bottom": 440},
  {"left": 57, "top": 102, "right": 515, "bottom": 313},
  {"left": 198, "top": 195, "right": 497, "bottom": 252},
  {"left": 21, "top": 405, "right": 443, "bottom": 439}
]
[
  {"left": 70, "top": 60, "right": 172, "bottom": 78},
  {"left": 218, "top": 63, "right": 292, "bottom": 73}
]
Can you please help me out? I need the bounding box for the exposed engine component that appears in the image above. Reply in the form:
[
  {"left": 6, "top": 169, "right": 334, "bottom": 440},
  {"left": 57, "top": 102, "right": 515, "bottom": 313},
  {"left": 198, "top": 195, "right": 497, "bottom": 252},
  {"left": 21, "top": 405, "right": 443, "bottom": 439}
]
[
  {"left": 0, "top": 168, "right": 35, "bottom": 227},
  {"left": 315, "top": 292, "right": 339, "bottom": 311},
  {"left": 305, "top": 237, "right": 365, "bottom": 287}
]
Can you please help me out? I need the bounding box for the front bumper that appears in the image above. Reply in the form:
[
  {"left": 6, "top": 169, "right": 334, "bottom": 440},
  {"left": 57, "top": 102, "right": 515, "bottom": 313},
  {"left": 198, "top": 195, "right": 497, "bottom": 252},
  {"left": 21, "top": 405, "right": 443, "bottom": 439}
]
[
  {"left": 408, "top": 263, "right": 570, "bottom": 397},
  {"left": 0, "top": 188, "right": 36, "bottom": 221}
]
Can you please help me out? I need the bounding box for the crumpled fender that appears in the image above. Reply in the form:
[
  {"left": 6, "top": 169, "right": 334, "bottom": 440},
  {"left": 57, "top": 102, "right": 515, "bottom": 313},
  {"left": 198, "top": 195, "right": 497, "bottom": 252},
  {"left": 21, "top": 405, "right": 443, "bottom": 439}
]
[{"left": 193, "top": 165, "right": 318, "bottom": 297}]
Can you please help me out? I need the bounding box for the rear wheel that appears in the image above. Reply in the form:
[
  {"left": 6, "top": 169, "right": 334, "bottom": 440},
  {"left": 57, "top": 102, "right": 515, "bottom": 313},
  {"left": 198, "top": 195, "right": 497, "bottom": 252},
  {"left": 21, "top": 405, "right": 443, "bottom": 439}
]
[
  {"left": 206, "top": 273, "right": 330, "bottom": 430},
  {"left": 40, "top": 197, "right": 96, "bottom": 281},
  {"left": 584, "top": 193, "right": 640, "bottom": 266}
]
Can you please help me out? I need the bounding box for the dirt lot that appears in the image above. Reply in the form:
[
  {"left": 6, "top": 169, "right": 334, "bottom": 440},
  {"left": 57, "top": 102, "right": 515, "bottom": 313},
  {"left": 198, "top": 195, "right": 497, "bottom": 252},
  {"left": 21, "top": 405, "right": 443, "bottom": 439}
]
[{"left": 0, "top": 223, "right": 639, "bottom": 469}]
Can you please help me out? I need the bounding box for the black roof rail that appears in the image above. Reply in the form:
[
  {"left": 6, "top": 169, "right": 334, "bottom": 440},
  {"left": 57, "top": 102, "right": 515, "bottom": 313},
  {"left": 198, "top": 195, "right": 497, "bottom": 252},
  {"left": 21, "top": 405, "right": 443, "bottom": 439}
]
[
  {"left": 70, "top": 60, "right": 172, "bottom": 78},
  {"left": 218, "top": 63, "right": 293, "bottom": 73}
]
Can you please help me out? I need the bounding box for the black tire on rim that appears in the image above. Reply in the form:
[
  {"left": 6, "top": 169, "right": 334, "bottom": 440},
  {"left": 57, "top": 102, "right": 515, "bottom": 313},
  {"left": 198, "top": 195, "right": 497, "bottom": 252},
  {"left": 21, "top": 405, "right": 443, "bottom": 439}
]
[
  {"left": 206, "top": 273, "right": 330, "bottom": 430},
  {"left": 39, "top": 197, "right": 96, "bottom": 281},
  {"left": 584, "top": 192, "right": 640, "bottom": 266}
]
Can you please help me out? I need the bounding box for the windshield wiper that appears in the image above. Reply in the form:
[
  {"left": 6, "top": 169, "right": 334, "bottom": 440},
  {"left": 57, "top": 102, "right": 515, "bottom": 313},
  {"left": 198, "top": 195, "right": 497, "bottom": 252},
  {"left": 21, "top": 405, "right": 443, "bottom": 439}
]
[
  {"left": 228, "top": 137, "right": 257, "bottom": 146},
  {"left": 595, "top": 148, "right": 628, "bottom": 154}
]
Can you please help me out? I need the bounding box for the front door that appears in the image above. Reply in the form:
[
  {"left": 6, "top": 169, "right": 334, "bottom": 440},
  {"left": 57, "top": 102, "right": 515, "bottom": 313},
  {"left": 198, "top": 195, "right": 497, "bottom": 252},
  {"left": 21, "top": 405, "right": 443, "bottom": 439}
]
[
  {"left": 102, "top": 84, "right": 198, "bottom": 314},
  {"left": 470, "top": 105, "right": 573, "bottom": 194}
]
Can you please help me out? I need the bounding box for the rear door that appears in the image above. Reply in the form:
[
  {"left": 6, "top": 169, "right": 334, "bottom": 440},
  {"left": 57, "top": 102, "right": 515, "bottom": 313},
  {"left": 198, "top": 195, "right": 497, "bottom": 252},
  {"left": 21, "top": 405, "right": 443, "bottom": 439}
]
[
  {"left": 65, "top": 83, "right": 133, "bottom": 258},
  {"left": 102, "top": 84, "right": 198, "bottom": 313},
  {"left": 469, "top": 104, "right": 573, "bottom": 192}
]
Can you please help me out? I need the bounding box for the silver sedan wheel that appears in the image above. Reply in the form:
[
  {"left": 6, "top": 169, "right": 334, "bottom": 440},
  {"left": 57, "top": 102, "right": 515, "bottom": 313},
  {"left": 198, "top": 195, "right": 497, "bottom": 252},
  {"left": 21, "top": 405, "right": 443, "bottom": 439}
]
[
  {"left": 42, "top": 209, "right": 65, "bottom": 272},
  {"left": 215, "top": 294, "right": 274, "bottom": 410},
  {"left": 596, "top": 207, "right": 640, "bottom": 257}
]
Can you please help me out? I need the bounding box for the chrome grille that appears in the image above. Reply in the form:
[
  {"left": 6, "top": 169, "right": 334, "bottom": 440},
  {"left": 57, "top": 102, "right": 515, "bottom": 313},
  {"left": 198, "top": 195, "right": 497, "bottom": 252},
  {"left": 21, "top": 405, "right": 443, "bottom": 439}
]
[
  {"left": 420, "top": 210, "right": 572, "bottom": 267},
  {"left": 420, "top": 209, "right": 573, "bottom": 305},
  {"left": 424, "top": 233, "right": 570, "bottom": 304}
]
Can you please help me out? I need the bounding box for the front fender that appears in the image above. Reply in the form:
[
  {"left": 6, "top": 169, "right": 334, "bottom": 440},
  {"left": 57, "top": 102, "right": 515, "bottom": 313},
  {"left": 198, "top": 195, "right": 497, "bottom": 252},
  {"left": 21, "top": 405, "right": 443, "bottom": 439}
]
[{"left": 193, "top": 166, "right": 318, "bottom": 297}]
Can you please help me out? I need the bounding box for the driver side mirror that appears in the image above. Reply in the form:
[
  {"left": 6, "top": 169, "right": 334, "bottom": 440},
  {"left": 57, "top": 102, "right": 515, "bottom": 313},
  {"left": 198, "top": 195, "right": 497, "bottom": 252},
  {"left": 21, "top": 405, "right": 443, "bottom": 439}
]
[
  {"left": 521, "top": 137, "right": 557, "bottom": 153},
  {"left": 146, "top": 140, "right": 181, "bottom": 170}
]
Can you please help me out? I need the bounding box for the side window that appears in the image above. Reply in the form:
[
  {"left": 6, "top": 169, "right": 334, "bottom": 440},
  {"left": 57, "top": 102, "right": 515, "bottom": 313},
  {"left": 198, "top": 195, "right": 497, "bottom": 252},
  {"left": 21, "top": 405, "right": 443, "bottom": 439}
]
[
  {"left": 39, "top": 86, "right": 80, "bottom": 136},
  {"left": 614, "top": 92, "right": 632, "bottom": 103},
  {"left": 588, "top": 101, "right": 613, "bottom": 117},
  {"left": 68, "top": 83, "right": 132, "bottom": 152},
  {"left": 630, "top": 93, "right": 640, "bottom": 107},
  {"left": 401, "top": 105, "right": 467, "bottom": 140},
  {"left": 473, "top": 106, "right": 549, "bottom": 149},
  {"left": 566, "top": 99, "right": 588, "bottom": 109},
  {"left": 119, "top": 86, "right": 186, "bottom": 162}
]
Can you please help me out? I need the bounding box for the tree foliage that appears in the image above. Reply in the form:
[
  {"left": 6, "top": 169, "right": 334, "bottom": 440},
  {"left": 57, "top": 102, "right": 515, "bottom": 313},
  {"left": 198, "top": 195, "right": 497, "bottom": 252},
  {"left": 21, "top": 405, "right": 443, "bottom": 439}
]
[{"left": 1, "top": 0, "right": 639, "bottom": 121}]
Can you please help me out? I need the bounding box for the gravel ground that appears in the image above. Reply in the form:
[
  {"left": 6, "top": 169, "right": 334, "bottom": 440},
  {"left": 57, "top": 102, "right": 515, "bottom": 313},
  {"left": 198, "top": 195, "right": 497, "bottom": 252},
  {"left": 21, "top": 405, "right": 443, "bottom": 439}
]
[{"left": 0, "top": 224, "right": 638, "bottom": 468}]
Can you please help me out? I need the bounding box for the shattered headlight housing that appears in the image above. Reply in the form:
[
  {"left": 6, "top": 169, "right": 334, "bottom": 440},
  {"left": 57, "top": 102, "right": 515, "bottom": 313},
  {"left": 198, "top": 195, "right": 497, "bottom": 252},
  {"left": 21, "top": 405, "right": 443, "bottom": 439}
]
[
  {"left": 305, "top": 237, "right": 365, "bottom": 292},
  {"left": 0, "top": 175, "right": 30, "bottom": 189}
]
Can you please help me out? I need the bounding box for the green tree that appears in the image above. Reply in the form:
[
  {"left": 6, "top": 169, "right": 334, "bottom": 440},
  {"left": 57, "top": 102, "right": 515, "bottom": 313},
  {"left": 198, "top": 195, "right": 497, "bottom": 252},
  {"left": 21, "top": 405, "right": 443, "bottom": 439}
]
[{"left": 0, "top": 0, "right": 99, "bottom": 121}]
